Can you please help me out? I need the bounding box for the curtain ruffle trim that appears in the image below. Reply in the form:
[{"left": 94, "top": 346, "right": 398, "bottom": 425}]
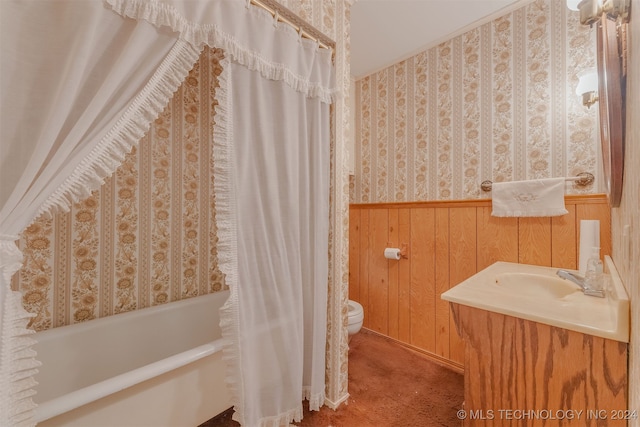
[
  {"left": 1, "top": 296, "right": 39, "bottom": 427},
  {"left": 105, "top": 0, "right": 339, "bottom": 104},
  {"left": 255, "top": 406, "right": 303, "bottom": 427},
  {"left": 1, "top": 239, "right": 40, "bottom": 427},
  {"left": 303, "top": 387, "right": 326, "bottom": 412},
  {"left": 32, "top": 40, "right": 202, "bottom": 222},
  {"left": 211, "top": 57, "right": 245, "bottom": 426},
  {"left": 0, "top": 293, "right": 39, "bottom": 427}
]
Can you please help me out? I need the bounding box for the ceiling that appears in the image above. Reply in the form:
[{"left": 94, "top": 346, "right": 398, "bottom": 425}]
[{"left": 350, "top": 0, "right": 529, "bottom": 79}]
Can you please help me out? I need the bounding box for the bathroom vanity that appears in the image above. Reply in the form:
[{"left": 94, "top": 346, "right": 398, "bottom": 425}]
[{"left": 442, "top": 258, "right": 630, "bottom": 426}]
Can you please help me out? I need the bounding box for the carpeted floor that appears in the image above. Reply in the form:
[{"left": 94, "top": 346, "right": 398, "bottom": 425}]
[{"left": 201, "top": 329, "right": 464, "bottom": 426}]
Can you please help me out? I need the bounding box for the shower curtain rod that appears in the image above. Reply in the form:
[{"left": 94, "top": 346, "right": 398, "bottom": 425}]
[{"left": 250, "top": 0, "right": 335, "bottom": 51}]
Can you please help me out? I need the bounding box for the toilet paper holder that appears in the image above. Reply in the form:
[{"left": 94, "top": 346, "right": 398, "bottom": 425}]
[{"left": 385, "top": 243, "right": 408, "bottom": 260}]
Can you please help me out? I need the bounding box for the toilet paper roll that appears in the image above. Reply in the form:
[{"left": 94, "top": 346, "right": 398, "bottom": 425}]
[
  {"left": 579, "top": 220, "right": 600, "bottom": 276},
  {"left": 384, "top": 248, "right": 402, "bottom": 260}
]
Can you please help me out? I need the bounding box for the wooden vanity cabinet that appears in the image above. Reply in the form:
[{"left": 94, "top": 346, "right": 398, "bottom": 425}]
[{"left": 451, "top": 304, "right": 629, "bottom": 427}]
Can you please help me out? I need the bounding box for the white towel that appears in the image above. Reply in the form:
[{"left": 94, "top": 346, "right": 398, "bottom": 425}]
[{"left": 491, "top": 177, "right": 568, "bottom": 217}]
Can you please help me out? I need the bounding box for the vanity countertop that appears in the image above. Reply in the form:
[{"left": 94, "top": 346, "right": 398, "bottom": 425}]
[{"left": 441, "top": 256, "right": 629, "bottom": 343}]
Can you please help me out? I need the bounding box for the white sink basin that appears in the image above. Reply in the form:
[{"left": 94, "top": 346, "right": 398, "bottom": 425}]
[
  {"left": 494, "top": 272, "right": 581, "bottom": 298},
  {"left": 441, "top": 256, "right": 629, "bottom": 343}
]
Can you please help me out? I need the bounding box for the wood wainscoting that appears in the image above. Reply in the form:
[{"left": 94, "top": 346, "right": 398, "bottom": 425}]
[{"left": 348, "top": 194, "right": 611, "bottom": 370}]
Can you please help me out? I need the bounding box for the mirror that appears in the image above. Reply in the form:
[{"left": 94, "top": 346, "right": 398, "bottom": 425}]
[{"left": 596, "top": 16, "right": 627, "bottom": 207}]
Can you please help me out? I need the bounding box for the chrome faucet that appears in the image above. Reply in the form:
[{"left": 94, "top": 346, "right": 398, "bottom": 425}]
[{"left": 556, "top": 269, "right": 605, "bottom": 298}]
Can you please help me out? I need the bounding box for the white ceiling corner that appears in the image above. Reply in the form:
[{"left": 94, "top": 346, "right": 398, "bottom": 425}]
[{"left": 350, "top": 0, "right": 530, "bottom": 79}]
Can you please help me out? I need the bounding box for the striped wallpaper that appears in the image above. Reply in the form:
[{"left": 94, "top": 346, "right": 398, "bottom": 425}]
[
  {"left": 352, "top": 0, "right": 598, "bottom": 203},
  {"left": 14, "top": 48, "right": 227, "bottom": 331}
]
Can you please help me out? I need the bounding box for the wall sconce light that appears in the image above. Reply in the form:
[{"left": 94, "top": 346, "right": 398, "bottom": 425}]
[
  {"left": 576, "top": 69, "right": 599, "bottom": 108},
  {"left": 566, "top": 0, "right": 631, "bottom": 26}
]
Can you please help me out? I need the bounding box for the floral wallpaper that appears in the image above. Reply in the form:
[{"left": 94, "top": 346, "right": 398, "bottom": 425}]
[
  {"left": 14, "top": 47, "right": 227, "bottom": 331},
  {"left": 352, "top": 0, "right": 598, "bottom": 203}
]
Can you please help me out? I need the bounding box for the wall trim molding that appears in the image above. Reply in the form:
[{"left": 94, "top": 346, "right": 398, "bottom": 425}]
[
  {"left": 350, "top": 193, "right": 610, "bottom": 210},
  {"left": 362, "top": 328, "right": 464, "bottom": 374},
  {"left": 324, "top": 393, "right": 350, "bottom": 410}
]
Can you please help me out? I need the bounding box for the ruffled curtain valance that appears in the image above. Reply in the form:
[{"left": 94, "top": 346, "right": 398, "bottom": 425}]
[
  {"left": 107, "top": 0, "right": 337, "bottom": 104},
  {"left": 0, "top": 1, "right": 336, "bottom": 425}
]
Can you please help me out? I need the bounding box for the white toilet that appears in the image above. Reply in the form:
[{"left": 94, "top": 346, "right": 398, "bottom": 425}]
[{"left": 347, "top": 299, "right": 364, "bottom": 341}]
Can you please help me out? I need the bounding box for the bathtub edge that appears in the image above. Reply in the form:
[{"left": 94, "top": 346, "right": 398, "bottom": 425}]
[{"left": 33, "top": 339, "right": 226, "bottom": 423}]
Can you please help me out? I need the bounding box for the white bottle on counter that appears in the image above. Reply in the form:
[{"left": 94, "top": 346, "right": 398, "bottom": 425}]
[{"left": 584, "top": 246, "right": 603, "bottom": 294}]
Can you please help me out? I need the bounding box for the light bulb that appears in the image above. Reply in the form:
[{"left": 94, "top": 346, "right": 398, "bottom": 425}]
[{"left": 566, "top": 0, "right": 582, "bottom": 11}]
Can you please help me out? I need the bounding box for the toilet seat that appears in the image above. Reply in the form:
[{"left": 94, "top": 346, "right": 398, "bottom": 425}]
[
  {"left": 347, "top": 300, "right": 364, "bottom": 340},
  {"left": 348, "top": 300, "right": 364, "bottom": 324}
]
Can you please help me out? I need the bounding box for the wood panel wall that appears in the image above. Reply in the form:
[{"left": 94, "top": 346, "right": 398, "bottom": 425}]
[{"left": 349, "top": 195, "right": 611, "bottom": 370}]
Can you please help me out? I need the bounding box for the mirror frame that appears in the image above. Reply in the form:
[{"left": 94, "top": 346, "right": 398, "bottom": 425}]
[{"left": 596, "top": 16, "right": 627, "bottom": 207}]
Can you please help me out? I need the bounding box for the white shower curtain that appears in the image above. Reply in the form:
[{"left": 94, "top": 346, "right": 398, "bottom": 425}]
[
  {"left": 214, "top": 60, "right": 330, "bottom": 426},
  {"left": 1, "top": 2, "right": 201, "bottom": 424},
  {"left": 0, "top": 1, "right": 336, "bottom": 426}
]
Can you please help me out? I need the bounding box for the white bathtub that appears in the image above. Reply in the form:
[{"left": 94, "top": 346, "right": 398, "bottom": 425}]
[{"left": 32, "top": 290, "right": 231, "bottom": 426}]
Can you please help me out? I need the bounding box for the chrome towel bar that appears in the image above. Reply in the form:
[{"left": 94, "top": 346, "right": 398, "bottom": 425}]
[{"left": 480, "top": 172, "right": 595, "bottom": 192}]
